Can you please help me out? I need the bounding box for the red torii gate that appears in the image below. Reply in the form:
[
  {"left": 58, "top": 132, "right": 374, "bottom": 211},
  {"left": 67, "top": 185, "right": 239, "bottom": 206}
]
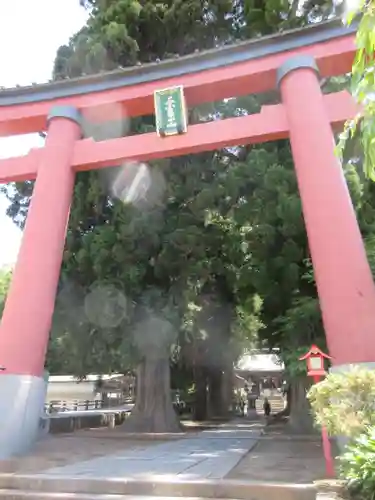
[{"left": 0, "top": 19, "right": 374, "bottom": 457}]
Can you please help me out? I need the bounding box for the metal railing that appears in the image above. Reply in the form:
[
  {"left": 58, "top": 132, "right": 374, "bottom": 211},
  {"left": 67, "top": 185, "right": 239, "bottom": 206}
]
[{"left": 45, "top": 399, "right": 123, "bottom": 413}]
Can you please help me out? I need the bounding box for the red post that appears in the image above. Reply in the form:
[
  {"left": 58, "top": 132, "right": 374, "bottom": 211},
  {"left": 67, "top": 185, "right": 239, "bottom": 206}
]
[
  {"left": 277, "top": 56, "right": 375, "bottom": 368},
  {"left": 313, "top": 374, "right": 335, "bottom": 477},
  {"left": 0, "top": 106, "right": 81, "bottom": 377},
  {"left": 299, "top": 347, "right": 335, "bottom": 477}
]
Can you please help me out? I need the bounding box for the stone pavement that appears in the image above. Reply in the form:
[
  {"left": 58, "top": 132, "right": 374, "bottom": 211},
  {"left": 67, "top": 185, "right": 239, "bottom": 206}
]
[{"left": 35, "top": 421, "right": 263, "bottom": 480}]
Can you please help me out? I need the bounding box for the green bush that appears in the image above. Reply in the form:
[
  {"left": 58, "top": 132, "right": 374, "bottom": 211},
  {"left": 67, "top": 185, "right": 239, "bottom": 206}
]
[
  {"left": 307, "top": 367, "right": 375, "bottom": 439},
  {"left": 339, "top": 426, "right": 375, "bottom": 500}
]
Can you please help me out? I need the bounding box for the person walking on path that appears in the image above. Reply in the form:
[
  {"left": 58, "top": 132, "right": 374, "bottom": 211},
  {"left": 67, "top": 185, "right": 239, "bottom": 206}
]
[{"left": 263, "top": 397, "right": 271, "bottom": 417}]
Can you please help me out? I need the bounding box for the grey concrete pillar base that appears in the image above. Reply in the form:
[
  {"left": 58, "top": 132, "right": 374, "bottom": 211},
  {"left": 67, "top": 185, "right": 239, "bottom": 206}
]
[
  {"left": 329, "top": 362, "right": 375, "bottom": 452},
  {"left": 0, "top": 374, "right": 48, "bottom": 459}
]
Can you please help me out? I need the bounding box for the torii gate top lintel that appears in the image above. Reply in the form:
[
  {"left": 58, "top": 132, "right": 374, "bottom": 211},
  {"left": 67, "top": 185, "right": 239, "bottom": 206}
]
[{"left": 0, "top": 18, "right": 356, "bottom": 137}]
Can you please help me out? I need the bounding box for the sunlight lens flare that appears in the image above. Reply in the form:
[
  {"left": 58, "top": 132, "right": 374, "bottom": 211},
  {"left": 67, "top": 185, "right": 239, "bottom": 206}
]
[
  {"left": 83, "top": 102, "right": 130, "bottom": 141},
  {"left": 111, "top": 162, "right": 166, "bottom": 209},
  {"left": 84, "top": 284, "right": 128, "bottom": 328}
]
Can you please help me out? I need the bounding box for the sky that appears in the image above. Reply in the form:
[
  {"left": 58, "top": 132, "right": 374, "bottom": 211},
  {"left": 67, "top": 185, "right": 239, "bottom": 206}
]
[{"left": 0, "top": 0, "right": 88, "bottom": 267}]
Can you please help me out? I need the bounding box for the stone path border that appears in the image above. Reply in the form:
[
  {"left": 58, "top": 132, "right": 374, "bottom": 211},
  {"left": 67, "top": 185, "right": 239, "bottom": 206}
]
[{"left": 0, "top": 475, "right": 317, "bottom": 500}]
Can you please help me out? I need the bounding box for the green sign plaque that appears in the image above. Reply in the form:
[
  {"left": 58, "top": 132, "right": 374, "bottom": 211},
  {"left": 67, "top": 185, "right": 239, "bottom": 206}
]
[{"left": 154, "top": 85, "right": 188, "bottom": 137}]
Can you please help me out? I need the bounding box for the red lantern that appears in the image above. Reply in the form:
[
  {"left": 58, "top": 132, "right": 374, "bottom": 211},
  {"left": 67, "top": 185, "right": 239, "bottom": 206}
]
[
  {"left": 298, "top": 344, "right": 334, "bottom": 478},
  {"left": 299, "top": 344, "right": 332, "bottom": 377}
]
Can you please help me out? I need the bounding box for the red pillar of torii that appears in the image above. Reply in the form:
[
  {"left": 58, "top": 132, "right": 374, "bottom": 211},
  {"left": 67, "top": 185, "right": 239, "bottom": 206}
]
[
  {"left": 277, "top": 56, "right": 375, "bottom": 375},
  {"left": 0, "top": 20, "right": 374, "bottom": 457}
]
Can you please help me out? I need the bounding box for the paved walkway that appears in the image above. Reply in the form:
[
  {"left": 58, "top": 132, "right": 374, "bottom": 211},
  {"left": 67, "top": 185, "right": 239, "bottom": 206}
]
[{"left": 36, "top": 421, "right": 263, "bottom": 480}]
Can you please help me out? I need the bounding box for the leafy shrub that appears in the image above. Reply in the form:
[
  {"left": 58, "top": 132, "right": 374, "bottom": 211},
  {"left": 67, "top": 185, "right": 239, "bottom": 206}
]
[
  {"left": 307, "top": 367, "right": 375, "bottom": 439},
  {"left": 339, "top": 426, "right": 375, "bottom": 500}
]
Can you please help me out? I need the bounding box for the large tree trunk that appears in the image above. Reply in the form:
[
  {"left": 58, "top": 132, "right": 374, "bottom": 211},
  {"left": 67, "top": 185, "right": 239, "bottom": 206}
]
[
  {"left": 192, "top": 283, "right": 234, "bottom": 421},
  {"left": 193, "top": 366, "right": 208, "bottom": 421},
  {"left": 208, "top": 368, "right": 227, "bottom": 418},
  {"left": 288, "top": 376, "right": 316, "bottom": 434},
  {"left": 274, "top": 385, "right": 291, "bottom": 418},
  {"left": 284, "top": 385, "right": 291, "bottom": 415},
  {"left": 222, "top": 365, "right": 233, "bottom": 415},
  {"left": 121, "top": 354, "right": 182, "bottom": 433}
]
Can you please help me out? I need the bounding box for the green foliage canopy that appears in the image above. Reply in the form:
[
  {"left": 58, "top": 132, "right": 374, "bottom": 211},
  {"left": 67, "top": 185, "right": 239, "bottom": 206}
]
[{"left": 338, "top": 0, "right": 375, "bottom": 180}]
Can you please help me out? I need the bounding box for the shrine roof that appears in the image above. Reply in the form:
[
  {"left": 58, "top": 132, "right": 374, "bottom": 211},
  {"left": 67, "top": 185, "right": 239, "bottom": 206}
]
[
  {"left": 0, "top": 18, "right": 356, "bottom": 107},
  {"left": 235, "top": 353, "right": 284, "bottom": 373}
]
